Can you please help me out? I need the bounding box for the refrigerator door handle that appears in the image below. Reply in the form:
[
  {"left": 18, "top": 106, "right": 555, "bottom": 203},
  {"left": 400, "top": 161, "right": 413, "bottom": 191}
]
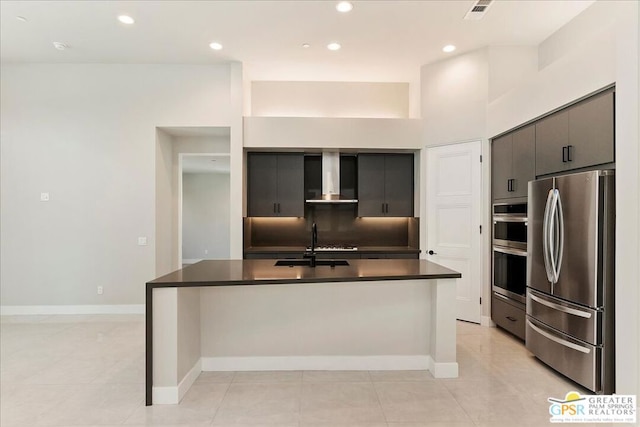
[
  {"left": 548, "top": 189, "right": 561, "bottom": 284},
  {"left": 529, "top": 292, "right": 592, "bottom": 318},
  {"left": 542, "top": 189, "right": 555, "bottom": 283},
  {"left": 527, "top": 319, "right": 591, "bottom": 354},
  {"left": 554, "top": 190, "right": 565, "bottom": 283}
]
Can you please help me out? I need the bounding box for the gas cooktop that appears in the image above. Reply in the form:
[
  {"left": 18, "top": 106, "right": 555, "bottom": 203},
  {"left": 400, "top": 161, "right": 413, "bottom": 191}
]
[{"left": 306, "top": 244, "right": 358, "bottom": 251}]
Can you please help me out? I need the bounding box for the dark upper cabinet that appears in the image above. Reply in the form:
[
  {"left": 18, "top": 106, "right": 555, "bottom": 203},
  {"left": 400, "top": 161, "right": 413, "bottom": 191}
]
[
  {"left": 247, "top": 153, "right": 304, "bottom": 217},
  {"left": 568, "top": 90, "right": 615, "bottom": 170},
  {"left": 492, "top": 125, "right": 535, "bottom": 201},
  {"left": 536, "top": 89, "right": 614, "bottom": 176},
  {"left": 358, "top": 154, "right": 414, "bottom": 217}
]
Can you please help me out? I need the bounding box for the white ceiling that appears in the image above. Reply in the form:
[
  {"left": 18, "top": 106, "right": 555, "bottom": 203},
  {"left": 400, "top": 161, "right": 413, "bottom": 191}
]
[{"left": 1, "top": 1, "right": 594, "bottom": 82}]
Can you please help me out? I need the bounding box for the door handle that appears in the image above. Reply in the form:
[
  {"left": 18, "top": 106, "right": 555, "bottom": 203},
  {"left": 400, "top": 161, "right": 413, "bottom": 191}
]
[{"left": 428, "top": 250, "right": 437, "bottom": 255}]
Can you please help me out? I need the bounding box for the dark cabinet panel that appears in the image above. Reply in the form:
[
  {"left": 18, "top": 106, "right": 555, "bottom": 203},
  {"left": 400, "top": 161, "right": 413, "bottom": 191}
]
[
  {"left": 492, "top": 125, "right": 534, "bottom": 201},
  {"left": 568, "top": 90, "right": 615, "bottom": 170},
  {"left": 492, "top": 294, "right": 525, "bottom": 340},
  {"left": 358, "top": 154, "right": 414, "bottom": 217},
  {"left": 535, "top": 89, "right": 614, "bottom": 176},
  {"left": 511, "top": 125, "right": 535, "bottom": 198},
  {"left": 357, "top": 155, "right": 386, "bottom": 217},
  {"left": 247, "top": 153, "right": 304, "bottom": 217},
  {"left": 536, "top": 110, "right": 569, "bottom": 176},
  {"left": 491, "top": 134, "right": 513, "bottom": 200},
  {"left": 384, "top": 155, "right": 414, "bottom": 217},
  {"left": 276, "top": 154, "right": 304, "bottom": 217},
  {"left": 248, "top": 153, "right": 278, "bottom": 217}
]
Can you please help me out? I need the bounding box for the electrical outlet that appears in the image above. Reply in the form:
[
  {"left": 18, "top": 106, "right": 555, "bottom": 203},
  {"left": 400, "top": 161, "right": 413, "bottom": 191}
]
[
  {"left": 97, "top": 286, "right": 103, "bottom": 295},
  {"left": 138, "top": 237, "right": 147, "bottom": 246},
  {"left": 40, "top": 192, "right": 50, "bottom": 201}
]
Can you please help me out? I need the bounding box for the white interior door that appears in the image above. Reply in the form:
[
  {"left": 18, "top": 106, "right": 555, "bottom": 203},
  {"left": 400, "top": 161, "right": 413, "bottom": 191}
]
[{"left": 426, "top": 141, "right": 482, "bottom": 323}]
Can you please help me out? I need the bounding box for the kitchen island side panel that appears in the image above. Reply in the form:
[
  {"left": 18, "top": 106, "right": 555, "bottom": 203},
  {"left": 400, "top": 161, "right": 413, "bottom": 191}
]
[{"left": 199, "top": 280, "right": 431, "bottom": 359}]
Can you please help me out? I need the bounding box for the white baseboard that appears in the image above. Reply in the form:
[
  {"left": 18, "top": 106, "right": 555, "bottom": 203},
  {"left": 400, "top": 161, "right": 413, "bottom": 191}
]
[
  {"left": 201, "top": 355, "right": 431, "bottom": 372},
  {"left": 178, "top": 358, "right": 202, "bottom": 402},
  {"left": 427, "top": 356, "right": 459, "bottom": 378},
  {"left": 481, "top": 315, "right": 496, "bottom": 327},
  {"left": 152, "top": 358, "right": 202, "bottom": 405},
  {"left": 152, "top": 386, "right": 179, "bottom": 405},
  {"left": 0, "top": 304, "right": 145, "bottom": 316}
]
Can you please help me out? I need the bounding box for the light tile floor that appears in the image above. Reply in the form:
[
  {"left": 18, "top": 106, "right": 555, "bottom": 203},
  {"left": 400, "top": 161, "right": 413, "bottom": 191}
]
[{"left": 0, "top": 315, "right": 617, "bottom": 426}]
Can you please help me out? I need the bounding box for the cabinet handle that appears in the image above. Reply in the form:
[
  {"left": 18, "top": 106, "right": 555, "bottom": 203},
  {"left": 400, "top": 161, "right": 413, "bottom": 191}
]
[
  {"left": 562, "top": 146, "right": 567, "bottom": 162},
  {"left": 385, "top": 203, "right": 389, "bottom": 213},
  {"left": 273, "top": 203, "right": 277, "bottom": 213},
  {"left": 277, "top": 203, "right": 281, "bottom": 213},
  {"left": 382, "top": 203, "right": 385, "bottom": 213},
  {"left": 507, "top": 179, "right": 514, "bottom": 192},
  {"left": 566, "top": 145, "right": 573, "bottom": 162},
  {"left": 505, "top": 316, "right": 517, "bottom": 322}
]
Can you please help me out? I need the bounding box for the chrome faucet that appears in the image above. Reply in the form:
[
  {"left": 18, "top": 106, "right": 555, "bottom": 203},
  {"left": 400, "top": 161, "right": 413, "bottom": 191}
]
[{"left": 304, "top": 222, "right": 318, "bottom": 267}]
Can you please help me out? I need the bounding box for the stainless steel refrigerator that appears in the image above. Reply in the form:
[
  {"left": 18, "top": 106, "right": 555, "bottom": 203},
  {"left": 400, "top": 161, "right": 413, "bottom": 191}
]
[{"left": 526, "top": 170, "right": 615, "bottom": 394}]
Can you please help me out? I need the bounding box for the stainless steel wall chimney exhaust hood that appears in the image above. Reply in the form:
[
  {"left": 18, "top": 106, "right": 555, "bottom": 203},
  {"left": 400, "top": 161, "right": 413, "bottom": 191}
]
[{"left": 305, "top": 152, "right": 358, "bottom": 204}]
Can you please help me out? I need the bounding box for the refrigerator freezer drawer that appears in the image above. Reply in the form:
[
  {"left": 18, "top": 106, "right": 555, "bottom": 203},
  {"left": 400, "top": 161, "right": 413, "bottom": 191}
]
[
  {"left": 527, "top": 289, "right": 602, "bottom": 345},
  {"left": 526, "top": 317, "right": 601, "bottom": 393}
]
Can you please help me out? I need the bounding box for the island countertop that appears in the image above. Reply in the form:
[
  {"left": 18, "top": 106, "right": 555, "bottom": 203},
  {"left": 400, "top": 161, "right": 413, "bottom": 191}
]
[{"left": 147, "top": 258, "right": 461, "bottom": 288}]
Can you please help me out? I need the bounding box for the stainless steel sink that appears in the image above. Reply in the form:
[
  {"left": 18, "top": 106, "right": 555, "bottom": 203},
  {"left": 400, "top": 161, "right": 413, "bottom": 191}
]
[{"left": 274, "top": 259, "right": 350, "bottom": 267}]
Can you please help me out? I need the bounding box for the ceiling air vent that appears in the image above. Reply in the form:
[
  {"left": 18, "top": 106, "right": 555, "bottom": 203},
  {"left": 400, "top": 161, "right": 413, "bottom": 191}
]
[{"left": 464, "top": 0, "right": 493, "bottom": 20}]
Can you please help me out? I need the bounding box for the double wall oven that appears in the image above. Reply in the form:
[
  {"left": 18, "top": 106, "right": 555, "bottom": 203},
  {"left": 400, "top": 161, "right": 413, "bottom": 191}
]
[{"left": 493, "top": 203, "right": 527, "bottom": 304}]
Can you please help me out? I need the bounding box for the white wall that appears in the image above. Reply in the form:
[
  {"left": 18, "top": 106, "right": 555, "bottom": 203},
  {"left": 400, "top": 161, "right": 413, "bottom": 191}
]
[
  {"left": 251, "top": 81, "right": 410, "bottom": 118},
  {"left": 244, "top": 117, "right": 421, "bottom": 150},
  {"left": 421, "top": 49, "right": 489, "bottom": 146},
  {"left": 182, "top": 173, "right": 230, "bottom": 260},
  {"left": 156, "top": 129, "right": 174, "bottom": 277},
  {"left": 0, "top": 64, "right": 237, "bottom": 308}
]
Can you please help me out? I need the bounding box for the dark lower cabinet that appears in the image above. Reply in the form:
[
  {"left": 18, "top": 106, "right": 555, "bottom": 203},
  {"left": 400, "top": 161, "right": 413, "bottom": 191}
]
[
  {"left": 247, "top": 153, "right": 304, "bottom": 217},
  {"left": 358, "top": 154, "right": 414, "bottom": 217},
  {"left": 492, "top": 293, "right": 525, "bottom": 340}
]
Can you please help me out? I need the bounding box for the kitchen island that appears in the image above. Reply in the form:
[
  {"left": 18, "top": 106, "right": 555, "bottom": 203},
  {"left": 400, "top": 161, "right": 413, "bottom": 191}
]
[{"left": 146, "top": 258, "right": 461, "bottom": 405}]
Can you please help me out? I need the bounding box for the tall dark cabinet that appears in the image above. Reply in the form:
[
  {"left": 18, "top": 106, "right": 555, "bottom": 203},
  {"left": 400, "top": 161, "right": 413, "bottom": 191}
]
[
  {"left": 491, "top": 124, "right": 535, "bottom": 201},
  {"left": 247, "top": 153, "right": 304, "bottom": 217},
  {"left": 358, "top": 153, "right": 414, "bottom": 217}
]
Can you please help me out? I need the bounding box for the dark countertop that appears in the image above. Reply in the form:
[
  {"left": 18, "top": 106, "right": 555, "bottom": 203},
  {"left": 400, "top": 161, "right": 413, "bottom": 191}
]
[
  {"left": 148, "top": 259, "right": 460, "bottom": 288},
  {"left": 244, "top": 246, "right": 421, "bottom": 254}
]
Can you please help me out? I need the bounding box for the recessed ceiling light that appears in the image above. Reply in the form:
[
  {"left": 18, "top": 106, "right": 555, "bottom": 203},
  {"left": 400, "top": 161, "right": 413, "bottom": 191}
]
[
  {"left": 209, "top": 42, "right": 223, "bottom": 51},
  {"left": 52, "top": 42, "right": 68, "bottom": 51},
  {"left": 16, "top": 16, "right": 28, "bottom": 22},
  {"left": 117, "top": 15, "right": 135, "bottom": 25},
  {"left": 336, "top": 2, "right": 353, "bottom": 13},
  {"left": 442, "top": 44, "right": 456, "bottom": 53},
  {"left": 302, "top": 43, "right": 310, "bottom": 48},
  {"left": 327, "top": 42, "right": 341, "bottom": 51}
]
